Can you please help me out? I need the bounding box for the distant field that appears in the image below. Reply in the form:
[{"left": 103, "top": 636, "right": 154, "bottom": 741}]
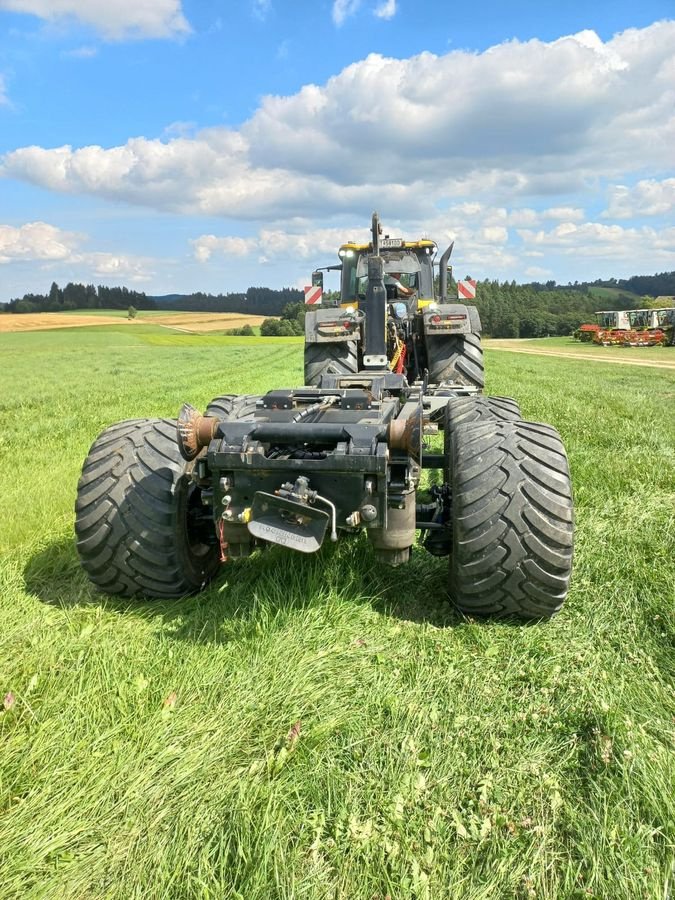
[
  {"left": 586, "top": 285, "right": 640, "bottom": 301},
  {"left": 0, "top": 328, "right": 673, "bottom": 899},
  {"left": 486, "top": 336, "right": 675, "bottom": 368},
  {"left": 0, "top": 309, "right": 270, "bottom": 334}
]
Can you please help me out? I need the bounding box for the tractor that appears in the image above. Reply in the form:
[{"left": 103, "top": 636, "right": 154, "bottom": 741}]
[{"left": 75, "top": 213, "right": 574, "bottom": 620}]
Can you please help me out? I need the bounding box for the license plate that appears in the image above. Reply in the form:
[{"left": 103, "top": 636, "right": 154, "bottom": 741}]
[{"left": 380, "top": 238, "right": 403, "bottom": 248}]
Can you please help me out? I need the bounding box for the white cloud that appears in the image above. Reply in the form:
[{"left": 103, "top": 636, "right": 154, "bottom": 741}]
[
  {"left": 524, "top": 266, "right": 553, "bottom": 279},
  {"left": 0, "top": 19, "right": 675, "bottom": 281},
  {"left": 86, "top": 252, "right": 154, "bottom": 281},
  {"left": 0, "top": 221, "right": 79, "bottom": 263},
  {"left": 0, "top": 0, "right": 190, "bottom": 40},
  {"left": 604, "top": 177, "right": 675, "bottom": 218},
  {"left": 1, "top": 20, "right": 674, "bottom": 235},
  {"left": 0, "top": 74, "right": 9, "bottom": 106},
  {"left": 517, "top": 220, "right": 675, "bottom": 263},
  {"left": 481, "top": 226, "right": 508, "bottom": 242},
  {"left": 191, "top": 235, "right": 258, "bottom": 262},
  {"left": 332, "top": 0, "right": 360, "bottom": 26},
  {"left": 542, "top": 207, "right": 585, "bottom": 221},
  {"left": 0, "top": 220, "right": 155, "bottom": 282},
  {"left": 374, "top": 0, "right": 396, "bottom": 20}
]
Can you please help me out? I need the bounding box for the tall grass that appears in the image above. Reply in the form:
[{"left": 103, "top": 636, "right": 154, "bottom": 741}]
[{"left": 0, "top": 326, "right": 673, "bottom": 899}]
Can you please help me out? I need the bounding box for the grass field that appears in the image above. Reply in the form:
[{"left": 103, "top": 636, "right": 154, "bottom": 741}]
[
  {"left": 485, "top": 337, "right": 675, "bottom": 368},
  {"left": 0, "top": 326, "right": 673, "bottom": 899}
]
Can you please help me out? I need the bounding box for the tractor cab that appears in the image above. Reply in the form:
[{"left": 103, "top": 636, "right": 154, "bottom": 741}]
[
  {"left": 595, "top": 310, "right": 630, "bottom": 330},
  {"left": 628, "top": 309, "right": 655, "bottom": 329},
  {"left": 339, "top": 238, "right": 436, "bottom": 311},
  {"left": 656, "top": 308, "right": 675, "bottom": 327}
]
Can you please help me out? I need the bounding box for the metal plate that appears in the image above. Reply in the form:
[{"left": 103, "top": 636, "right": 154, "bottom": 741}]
[{"left": 247, "top": 492, "right": 329, "bottom": 553}]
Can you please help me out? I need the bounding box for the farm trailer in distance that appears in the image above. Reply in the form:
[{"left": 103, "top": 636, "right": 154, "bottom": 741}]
[{"left": 575, "top": 308, "right": 675, "bottom": 346}]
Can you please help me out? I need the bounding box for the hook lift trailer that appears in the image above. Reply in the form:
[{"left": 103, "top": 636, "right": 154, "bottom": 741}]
[{"left": 75, "top": 214, "right": 574, "bottom": 619}]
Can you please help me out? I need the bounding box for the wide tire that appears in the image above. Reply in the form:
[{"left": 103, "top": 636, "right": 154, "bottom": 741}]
[
  {"left": 75, "top": 419, "right": 220, "bottom": 598},
  {"left": 449, "top": 420, "right": 574, "bottom": 619},
  {"left": 427, "top": 333, "right": 484, "bottom": 389},
  {"left": 204, "top": 394, "right": 259, "bottom": 419},
  {"left": 445, "top": 395, "right": 521, "bottom": 433},
  {"left": 304, "top": 341, "right": 358, "bottom": 387},
  {"left": 443, "top": 396, "right": 522, "bottom": 481}
]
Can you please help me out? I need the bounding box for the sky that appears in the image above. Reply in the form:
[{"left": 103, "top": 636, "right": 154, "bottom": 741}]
[{"left": 0, "top": 0, "right": 674, "bottom": 300}]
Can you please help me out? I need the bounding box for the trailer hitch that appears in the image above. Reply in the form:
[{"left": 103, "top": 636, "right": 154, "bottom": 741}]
[{"left": 246, "top": 477, "right": 338, "bottom": 553}]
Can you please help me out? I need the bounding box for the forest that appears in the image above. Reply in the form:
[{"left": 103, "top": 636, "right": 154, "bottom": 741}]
[{"left": 2, "top": 271, "right": 674, "bottom": 339}]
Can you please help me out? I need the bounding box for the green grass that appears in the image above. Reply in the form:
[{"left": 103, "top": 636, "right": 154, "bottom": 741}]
[
  {"left": 586, "top": 286, "right": 641, "bottom": 302},
  {"left": 0, "top": 329, "right": 673, "bottom": 899},
  {"left": 486, "top": 335, "right": 675, "bottom": 362}
]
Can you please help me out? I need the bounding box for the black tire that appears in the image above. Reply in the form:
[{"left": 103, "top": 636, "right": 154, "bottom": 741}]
[
  {"left": 443, "top": 396, "right": 522, "bottom": 482},
  {"left": 75, "top": 418, "right": 220, "bottom": 598},
  {"left": 449, "top": 420, "right": 574, "bottom": 619},
  {"left": 304, "top": 341, "right": 358, "bottom": 387},
  {"left": 204, "top": 394, "right": 258, "bottom": 419},
  {"left": 427, "top": 333, "right": 484, "bottom": 389},
  {"left": 445, "top": 395, "right": 521, "bottom": 433}
]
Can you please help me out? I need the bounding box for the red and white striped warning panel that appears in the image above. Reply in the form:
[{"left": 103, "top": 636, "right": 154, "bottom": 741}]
[
  {"left": 458, "top": 279, "right": 477, "bottom": 300},
  {"left": 304, "top": 285, "right": 323, "bottom": 305}
]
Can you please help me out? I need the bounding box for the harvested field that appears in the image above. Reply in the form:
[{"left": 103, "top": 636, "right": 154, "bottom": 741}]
[
  {"left": 0, "top": 313, "right": 128, "bottom": 332},
  {"left": 0, "top": 311, "right": 270, "bottom": 334},
  {"left": 147, "top": 313, "right": 269, "bottom": 332}
]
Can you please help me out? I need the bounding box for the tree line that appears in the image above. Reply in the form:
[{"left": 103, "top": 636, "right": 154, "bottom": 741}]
[
  {"left": 3, "top": 273, "right": 673, "bottom": 339},
  {"left": 2, "top": 282, "right": 155, "bottom": 313},
  {"left": 1, "top": 283, "right": 304, "bottom": 317}
]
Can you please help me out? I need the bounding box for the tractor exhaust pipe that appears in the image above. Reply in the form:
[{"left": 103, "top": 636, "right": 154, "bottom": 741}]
[{"left": 438, "top": 241, "right": 454, "bottom": 302}]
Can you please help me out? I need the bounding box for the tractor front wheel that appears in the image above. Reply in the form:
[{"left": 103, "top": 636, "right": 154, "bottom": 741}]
[
  {"left": 449, "top": 420, "right": 574, "bottom": 619},
  {"left": 75, "top": 418, "right": 219, "bottom": 598}
]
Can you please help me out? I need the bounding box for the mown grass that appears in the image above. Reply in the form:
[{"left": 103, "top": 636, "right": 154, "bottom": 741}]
[
  {"left": 485, "top": 335, "right": 675, "bottom": 362},
  {"left": 0, "top": 327, "right": 673, "bottom": 899}
]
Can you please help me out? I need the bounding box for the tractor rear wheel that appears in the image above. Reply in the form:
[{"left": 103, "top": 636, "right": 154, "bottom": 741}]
[
  {"left": 304, "top": 341, "right": 358, "bottom": 387},
  {"left": 75, "top": 418, "right": 219, "bottom": 598},
  {"left": 426, "top": 333, "right": 484, "bottom": 389},
  {"left": 449, "top": 420, "right": 573, "bottom": 619},
  {"left": 205, "top": 394, "right": 259, "bottom": 419}
]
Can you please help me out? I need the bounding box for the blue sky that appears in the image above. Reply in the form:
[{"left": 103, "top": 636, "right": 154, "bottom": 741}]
[{"left": 1, "top": 0, "right": 674, "bottom": 299}]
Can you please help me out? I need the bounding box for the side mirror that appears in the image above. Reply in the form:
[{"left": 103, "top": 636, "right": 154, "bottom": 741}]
[{"left": 312, "top": 271, "right": 324, "bottom": 289}]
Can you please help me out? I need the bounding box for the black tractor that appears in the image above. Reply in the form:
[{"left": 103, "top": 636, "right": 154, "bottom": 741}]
[{"left": 75, "top": 213, "right": 573, "bottom": 619}]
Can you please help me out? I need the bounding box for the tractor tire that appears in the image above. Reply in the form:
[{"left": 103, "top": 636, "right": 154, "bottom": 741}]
[
  {"left": 426, "top": 333, "right": 484, "bottom": 389},
  {"left": 75, "top": 418, "right": 220, "bottom": 599},
  {"left": 443, "top": 396, "right": 522, "bottom": 482},
  {"left": 449, "top": 420, "right": 574, "bottom": 619},
  {"left": 445, "top": 395, "right": 521, "bottom": 433},
  {"left": 205, "top": 394, "right": 258, "bottom": 419},
  {"left": 304, "top": 341, "right": 358, "bottom": 387}
]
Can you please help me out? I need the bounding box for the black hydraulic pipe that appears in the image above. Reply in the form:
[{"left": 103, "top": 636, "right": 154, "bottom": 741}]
[
  {"left": 438, "top": 241, "right": 454, "bottom": 302},
  {"left": 364, "top": 254, "right": 387, "bottom": 364}
]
